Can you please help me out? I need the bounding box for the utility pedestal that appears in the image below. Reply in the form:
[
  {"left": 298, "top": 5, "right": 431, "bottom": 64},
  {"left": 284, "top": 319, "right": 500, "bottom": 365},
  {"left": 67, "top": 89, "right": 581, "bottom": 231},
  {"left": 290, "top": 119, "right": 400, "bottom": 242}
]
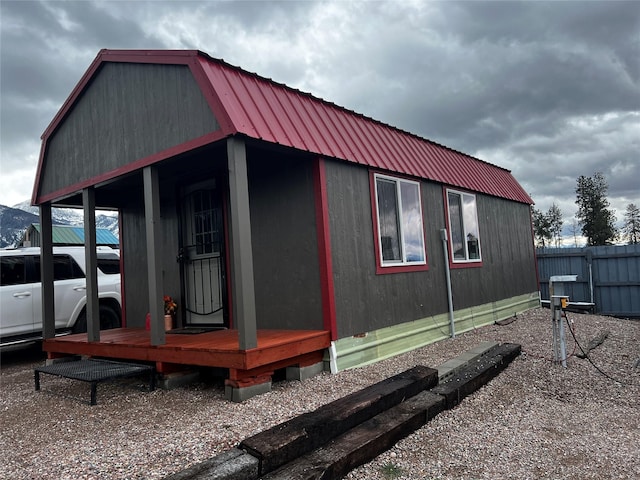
[
  {"left": 551, "top": 296, "right": 569, "bottom": 367},
  {"left": 549, "top": 274, "right": 577, "bottom": 368}
]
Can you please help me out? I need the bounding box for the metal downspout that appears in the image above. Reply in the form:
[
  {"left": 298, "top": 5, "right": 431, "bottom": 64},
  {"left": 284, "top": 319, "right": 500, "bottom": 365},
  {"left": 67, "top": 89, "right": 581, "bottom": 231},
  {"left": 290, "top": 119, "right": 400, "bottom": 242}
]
[{"left": 440, "top": 229, "right": 455, "bottom": 338}]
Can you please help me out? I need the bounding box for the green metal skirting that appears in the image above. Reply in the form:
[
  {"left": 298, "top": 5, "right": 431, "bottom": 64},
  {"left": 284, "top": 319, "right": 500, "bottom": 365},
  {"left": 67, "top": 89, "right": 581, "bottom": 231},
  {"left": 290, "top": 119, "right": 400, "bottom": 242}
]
[{"left": 329, "top": 292, "right": 540, "bottom": 372}]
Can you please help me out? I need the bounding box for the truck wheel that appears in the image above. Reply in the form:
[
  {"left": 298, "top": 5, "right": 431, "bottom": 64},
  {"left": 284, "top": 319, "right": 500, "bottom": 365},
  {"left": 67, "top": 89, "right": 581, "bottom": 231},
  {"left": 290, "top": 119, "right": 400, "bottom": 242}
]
[
  {"left": 72, "top": 311, "right": 87, "bottom": 334},
  {"left": 99, "top": 304, "right": 121, "bottom": 330},
  {"left": 72, "top": 305, "right": 121, "bottom": 333}
]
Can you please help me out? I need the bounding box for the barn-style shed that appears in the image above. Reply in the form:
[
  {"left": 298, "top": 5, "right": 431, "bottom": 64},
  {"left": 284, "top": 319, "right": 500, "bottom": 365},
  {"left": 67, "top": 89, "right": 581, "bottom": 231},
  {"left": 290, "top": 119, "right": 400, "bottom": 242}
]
[
  {"left": 20, "top": 223, "right": 119, "bottom": 248},
  {"left": 34, "top": 49, "right": 538, "bottom": 400}
]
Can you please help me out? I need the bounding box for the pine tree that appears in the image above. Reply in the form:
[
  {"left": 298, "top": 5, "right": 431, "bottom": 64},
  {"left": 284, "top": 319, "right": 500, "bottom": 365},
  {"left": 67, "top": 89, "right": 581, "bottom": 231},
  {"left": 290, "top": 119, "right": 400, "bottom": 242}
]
[
  {"left": 575, "top": 172, "right": 617, "bottom": 246},
  {"left": 622, "top": 203, "right": 640, "bottom": 244},
  {"left": 532, "top": 207, "right": 552, "bottom": 248}
]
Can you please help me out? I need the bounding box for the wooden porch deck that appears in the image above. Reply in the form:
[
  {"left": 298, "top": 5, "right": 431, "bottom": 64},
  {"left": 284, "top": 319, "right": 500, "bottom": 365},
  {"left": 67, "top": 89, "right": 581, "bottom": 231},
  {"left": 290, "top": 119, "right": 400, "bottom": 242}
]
[{"left": 43, "top": 328, "right": 331, "bottom": 391}]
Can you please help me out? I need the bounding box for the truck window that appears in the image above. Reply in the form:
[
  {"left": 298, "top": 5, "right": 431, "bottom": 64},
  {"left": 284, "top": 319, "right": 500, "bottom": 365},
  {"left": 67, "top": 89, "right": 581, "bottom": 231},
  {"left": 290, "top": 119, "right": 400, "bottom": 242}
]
[
  {"left": 97, "top": 254, "right": 120, "bottom": 275},
  {"left": 0, "top": 256, "right": 26, "bottom": 286},
  {"left": 33, "top": 255, "right": 85, "bottom": 281}
]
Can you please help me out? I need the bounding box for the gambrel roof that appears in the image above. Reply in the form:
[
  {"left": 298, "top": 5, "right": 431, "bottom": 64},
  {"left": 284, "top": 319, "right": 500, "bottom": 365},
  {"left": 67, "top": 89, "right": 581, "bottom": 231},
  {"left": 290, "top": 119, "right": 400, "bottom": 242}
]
[{"left": 34, "top": 49, "right": 532, "bottom": 205}]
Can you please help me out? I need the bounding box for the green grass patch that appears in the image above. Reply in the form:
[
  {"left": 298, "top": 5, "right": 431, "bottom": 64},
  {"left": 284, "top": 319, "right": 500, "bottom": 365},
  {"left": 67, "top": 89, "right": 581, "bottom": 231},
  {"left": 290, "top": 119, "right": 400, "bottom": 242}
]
[{"left": 380, "top": 461, "right": 403, "bottom": 479}]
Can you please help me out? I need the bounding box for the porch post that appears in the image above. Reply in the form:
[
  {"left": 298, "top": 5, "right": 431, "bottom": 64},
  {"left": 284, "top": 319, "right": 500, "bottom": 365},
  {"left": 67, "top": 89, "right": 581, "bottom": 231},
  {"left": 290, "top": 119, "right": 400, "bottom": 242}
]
[
  {"left": 83, "top": 187, "right": 100, "bottom": 342},
  {"left": 143, "top": 165, "right": 165, "bottom": 346},
  {"left": 39, "top": 203, "right": 55, "bottom": 340},
  {"left": 227, "top": 137, "right": 257, "bottom": 350}
]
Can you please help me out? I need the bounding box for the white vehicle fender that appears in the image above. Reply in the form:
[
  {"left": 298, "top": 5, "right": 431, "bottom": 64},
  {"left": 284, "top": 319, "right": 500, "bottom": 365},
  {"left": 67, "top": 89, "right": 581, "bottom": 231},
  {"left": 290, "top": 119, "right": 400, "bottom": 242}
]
[{"left": 65, "top": 292, "right": 122, "bottom": 329}]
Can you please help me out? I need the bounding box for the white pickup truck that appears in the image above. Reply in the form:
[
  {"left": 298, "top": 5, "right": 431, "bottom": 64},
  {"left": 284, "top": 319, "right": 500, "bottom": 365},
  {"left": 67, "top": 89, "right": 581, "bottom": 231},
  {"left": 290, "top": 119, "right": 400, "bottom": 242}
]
[{"left": 0, "top": 246, "right": 122, "bottom": 346}]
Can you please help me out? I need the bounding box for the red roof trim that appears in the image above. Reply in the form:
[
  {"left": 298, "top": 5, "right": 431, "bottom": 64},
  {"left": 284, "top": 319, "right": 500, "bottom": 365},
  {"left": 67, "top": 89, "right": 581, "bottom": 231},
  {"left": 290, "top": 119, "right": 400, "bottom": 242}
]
[
  {"left": 31, "top": 140, "right": 48, "bottom": 205},
  {"left": 35, "top": 130, "right": 226, "bottom": 205}
]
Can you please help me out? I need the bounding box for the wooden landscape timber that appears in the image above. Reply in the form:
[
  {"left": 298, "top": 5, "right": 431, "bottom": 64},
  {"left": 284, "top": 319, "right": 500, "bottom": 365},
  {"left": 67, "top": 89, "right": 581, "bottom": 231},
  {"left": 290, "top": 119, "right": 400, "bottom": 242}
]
[
  {"left": 164, "top": 342, "right": 521, "bottom": 480},
  {"left": 431, "top": 343, "right": 522, "bottom": 409},
  {"left": 261, "top": 391, "right": 446, "bottom": 479},
  {"left": 240, "top": 365, "right": 439, "bottom": 475}
]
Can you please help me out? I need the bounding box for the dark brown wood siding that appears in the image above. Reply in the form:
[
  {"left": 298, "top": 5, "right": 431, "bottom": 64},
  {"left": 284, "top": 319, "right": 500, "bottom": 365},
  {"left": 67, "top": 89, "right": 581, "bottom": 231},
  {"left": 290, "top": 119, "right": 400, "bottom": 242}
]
[
  {"left": 120, "top": 177, "right": 182, "bottom": 328},
  {"left": 40, "top": 63, "right": 219, "bottom": 198},
  {"left": 120, "top": 201, "right": 147, "bottom": 328},
  {"left": 325, "top": 160, "right": 537, "bottom": 338},
  {"left": 247, "top": 149, "right": 323, "bottom": 330},
  {"left": 449, "top": 194, "right": 538, "bottom": 309},
  {"left": 325, "top": 161, "right": 447, "bottom": 338}
]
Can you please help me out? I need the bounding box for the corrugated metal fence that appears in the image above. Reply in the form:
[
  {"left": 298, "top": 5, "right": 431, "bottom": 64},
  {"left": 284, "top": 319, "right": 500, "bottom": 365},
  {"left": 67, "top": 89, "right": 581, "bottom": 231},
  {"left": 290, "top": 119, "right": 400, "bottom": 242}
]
[{"left": 537, "top": 244, "right": 640, "bottom": 318}]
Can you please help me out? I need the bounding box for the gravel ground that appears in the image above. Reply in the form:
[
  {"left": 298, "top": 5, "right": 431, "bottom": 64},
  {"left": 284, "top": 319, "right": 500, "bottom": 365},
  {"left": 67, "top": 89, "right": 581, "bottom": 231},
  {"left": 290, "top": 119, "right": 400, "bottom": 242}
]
[{"left": 1, "top": 308, "right": 638, "bottom": 480}]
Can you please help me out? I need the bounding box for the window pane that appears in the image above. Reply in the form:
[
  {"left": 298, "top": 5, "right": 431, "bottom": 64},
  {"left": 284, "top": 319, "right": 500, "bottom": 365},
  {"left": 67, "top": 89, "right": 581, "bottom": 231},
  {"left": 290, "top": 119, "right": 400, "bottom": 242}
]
[
  {"left": 34, "top": 255, "right": 86, "bottom": 281},
  {"left": 463, "top": 194, "right": 481, "bottom": 260},
  {"left": 400, "top": 182, "right": 425, "bottom": 262},
  {"left": 448, "top": 192, "right": 466, "bottom": 260},
  {"left": 0, "top": 257, "right": 26, "bottom": 286},
  {"left": 376, "top": 178, "right": 401, "bottom": 262},
  {"left": 192, "top": 189, "right": 218, "bottom": 256},
  {"left": 52, "top": 256, "right": 73, "bottom": 281},
  {"left": 97, "top": 257, "right": 120, "bottom": 275}
]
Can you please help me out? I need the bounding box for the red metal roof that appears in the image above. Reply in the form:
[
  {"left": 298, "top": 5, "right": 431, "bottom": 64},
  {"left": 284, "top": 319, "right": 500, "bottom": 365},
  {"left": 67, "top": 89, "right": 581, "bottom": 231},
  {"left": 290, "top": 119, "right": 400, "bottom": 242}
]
[
  {"left": 36, "top": 50, "right": 532, "bottom": 205},
  {"left": 196, "top": 53, "right": 533, "bottom": 204}
]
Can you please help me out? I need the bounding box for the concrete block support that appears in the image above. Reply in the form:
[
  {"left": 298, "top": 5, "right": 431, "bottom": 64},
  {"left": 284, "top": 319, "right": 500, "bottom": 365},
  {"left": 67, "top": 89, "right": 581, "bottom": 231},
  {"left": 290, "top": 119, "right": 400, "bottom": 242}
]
[
  {"left": 45, "top": 355, "right": 81, "bottom": 366},
  {"left": 159, "top": 371, "right": 201, "bottom": 390},
  {"left": 286, "top": 361, "right": 324, "bottom": 381},
  {"left": 225, "top": 381, "right": 273, "bottom": 403}
]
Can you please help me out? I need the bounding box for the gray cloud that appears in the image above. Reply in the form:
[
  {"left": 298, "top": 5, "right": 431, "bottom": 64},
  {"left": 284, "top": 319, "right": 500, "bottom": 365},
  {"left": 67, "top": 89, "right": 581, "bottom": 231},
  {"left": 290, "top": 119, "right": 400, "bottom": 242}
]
[{"left": 1, "top": 0, "right": 638, "bottom": 238}]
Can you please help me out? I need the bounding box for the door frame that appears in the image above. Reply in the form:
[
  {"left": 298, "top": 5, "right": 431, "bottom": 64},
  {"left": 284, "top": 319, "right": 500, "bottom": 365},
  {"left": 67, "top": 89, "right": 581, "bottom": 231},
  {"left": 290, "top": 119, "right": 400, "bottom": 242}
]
[{"left": 178, "top": 178, "right": 229, "bottom": 328}]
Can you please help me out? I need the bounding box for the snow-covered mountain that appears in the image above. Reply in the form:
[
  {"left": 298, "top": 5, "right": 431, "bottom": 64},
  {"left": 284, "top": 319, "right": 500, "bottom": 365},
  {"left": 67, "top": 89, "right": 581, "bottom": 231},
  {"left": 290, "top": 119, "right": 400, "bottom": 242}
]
[{"left": 0, "top": 200, "right": 119, "bottom": 248}]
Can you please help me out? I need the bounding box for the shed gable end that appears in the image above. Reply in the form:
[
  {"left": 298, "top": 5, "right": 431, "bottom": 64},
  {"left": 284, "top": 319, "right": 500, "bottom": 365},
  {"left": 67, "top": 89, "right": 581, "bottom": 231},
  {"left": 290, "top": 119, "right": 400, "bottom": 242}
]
[{"left": 38, "top": 62, "right": 219, "bottom": 199}]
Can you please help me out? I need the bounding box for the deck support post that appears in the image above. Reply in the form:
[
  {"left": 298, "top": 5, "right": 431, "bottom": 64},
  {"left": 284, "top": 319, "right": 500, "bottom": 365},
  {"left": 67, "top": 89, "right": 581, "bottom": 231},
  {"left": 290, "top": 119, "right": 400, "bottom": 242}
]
[
  {"left": 226, "top": 368, "right": 273, "bottom": 402},
  {"left": 227, "top": 137, "right": 257, "bottom": 350},
  {"left": 144, "top": 165, "right": 165, "bottom": 346},
  {"left": 83, "top": 187, "right": 100, "bottom": 342},
  {"left": 39, "top": 202, "right": 55, "bottom": 340}
]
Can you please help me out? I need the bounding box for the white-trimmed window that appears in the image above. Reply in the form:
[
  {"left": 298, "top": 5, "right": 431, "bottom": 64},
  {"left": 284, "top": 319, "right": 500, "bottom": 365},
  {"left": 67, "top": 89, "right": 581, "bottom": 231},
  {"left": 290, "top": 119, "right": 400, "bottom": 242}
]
[
  {"left": 374, "top": 174, "right": 426, "bottom": 266},
  {"left": 446, "top": 189, "right": 481, "bottom": 263}
]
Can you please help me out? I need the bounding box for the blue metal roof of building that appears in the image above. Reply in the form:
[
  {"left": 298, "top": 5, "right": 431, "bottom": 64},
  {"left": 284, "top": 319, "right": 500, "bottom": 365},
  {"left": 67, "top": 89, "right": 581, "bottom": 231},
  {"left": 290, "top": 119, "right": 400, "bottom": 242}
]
[{"left": 31, "top": 224, "right": 119, "bottom": 246}]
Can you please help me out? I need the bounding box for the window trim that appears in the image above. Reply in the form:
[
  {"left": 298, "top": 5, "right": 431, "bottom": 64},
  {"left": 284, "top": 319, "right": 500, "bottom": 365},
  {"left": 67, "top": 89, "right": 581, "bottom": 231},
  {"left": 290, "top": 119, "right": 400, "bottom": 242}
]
[
  {"left": 444, "top": 187, "right": 483, "bottom": 269},
  {"left": 370, "top": 171, "right": 429, "bottom": 275}
]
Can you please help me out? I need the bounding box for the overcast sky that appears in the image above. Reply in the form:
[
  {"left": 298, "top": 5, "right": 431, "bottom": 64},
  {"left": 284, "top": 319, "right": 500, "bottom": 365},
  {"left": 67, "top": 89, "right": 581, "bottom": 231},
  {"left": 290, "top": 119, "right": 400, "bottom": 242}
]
[{"left": 1, "top": 0, "right": 638, "bottom": 239}]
